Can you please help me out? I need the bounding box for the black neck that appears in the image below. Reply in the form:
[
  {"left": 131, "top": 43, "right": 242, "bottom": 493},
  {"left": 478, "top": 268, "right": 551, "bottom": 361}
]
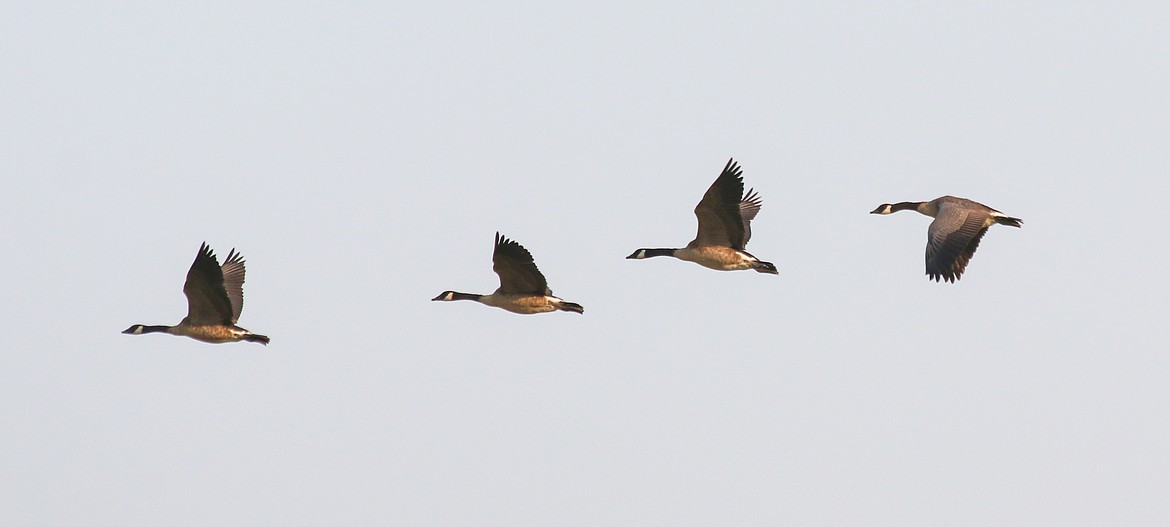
[
  {"left": 890, "top": 201, "right": 922, "bottom": 212},
  {"left": 448, "top": 292, "right": 483, "bottom": 301},
  {"left": 138, "top": 325, "right": 171, "bottom": 334},
  {"left": 637, "top": 248, "right": 678, "bottom": 258}
]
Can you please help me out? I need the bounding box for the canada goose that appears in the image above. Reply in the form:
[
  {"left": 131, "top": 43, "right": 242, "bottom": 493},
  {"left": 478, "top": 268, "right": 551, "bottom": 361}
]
[
  {"left": 123, "top": 243, "right": 270, "bottom": 344},
  {"left": 870, "top": 196, "right": 1022, "bottom": 283},
  {"left": 626, "top": 158, "right": 778, "bottom": 274},
  {"left": 432, "top": 232, "right": 584, "bottom": 315}
]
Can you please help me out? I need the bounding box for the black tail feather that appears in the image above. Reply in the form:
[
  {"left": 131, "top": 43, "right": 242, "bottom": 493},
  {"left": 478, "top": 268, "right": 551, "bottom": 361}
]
[
  {"left": 753, "top": 261, "right": 779, "bottom": 275},
  {"left": 244, "top": 333, "right": 270, "bottom": 345},
  {"left": 996, "top": 216, "right": 1023, "bottom": 228},
  {"left": 559, "top": 302, "right": 584, "bottom": 314}
]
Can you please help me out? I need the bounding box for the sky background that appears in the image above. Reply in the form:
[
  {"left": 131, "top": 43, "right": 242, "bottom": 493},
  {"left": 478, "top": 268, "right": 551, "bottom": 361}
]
[{"left": 2, "top": 1, "right": 1169, "bottom": 525}]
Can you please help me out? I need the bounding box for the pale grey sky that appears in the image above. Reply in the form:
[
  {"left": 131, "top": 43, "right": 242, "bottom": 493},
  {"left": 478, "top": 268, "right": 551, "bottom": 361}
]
[{"left": 2, "top": 1, "right": 1169, "bottom": 525}]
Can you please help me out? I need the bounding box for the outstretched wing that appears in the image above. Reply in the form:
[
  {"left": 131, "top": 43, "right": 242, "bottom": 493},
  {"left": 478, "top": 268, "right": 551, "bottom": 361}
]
[
  {"left": 692, "top": 158, "right": 748, "bottom": 250},
  {"left": 219, "top": 248, "right": 247, "bottom": 323},
  {"left": 492, "top": 232, "right": 550, "bottom": 295},
  {"left": 183, "top": 243, "right": 235, "bottom": 325},
  {"left": 739, "top": 188, "right": 763, "bottom": 247},
  {"left": 925, "top": 205, "right": 991, "bottom": 283}
]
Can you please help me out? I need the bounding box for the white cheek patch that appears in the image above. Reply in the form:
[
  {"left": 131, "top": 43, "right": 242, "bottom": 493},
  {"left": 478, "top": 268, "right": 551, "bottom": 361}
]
[
  {"left": 444, "top": 292, "right": 455, "bottom": 300},
  {"left": 635, "top": 250, "right": 647, "bottom": 259},
  {"left": 133, "top": 326, "right": 144, "bottom": 334}
]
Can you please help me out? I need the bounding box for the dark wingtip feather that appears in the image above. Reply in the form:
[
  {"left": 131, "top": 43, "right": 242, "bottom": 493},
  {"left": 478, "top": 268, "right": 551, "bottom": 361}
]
[
  {"left": 743, "top": 188, "right": 762, "bottom": 204},
  {"left": 928, "top": 270, "right": 960, "bottom": 283},
  {"left": 223, "top": 247, "right": 245, "bottom": 266},
  {"left": 723, "top": 158, "right": 743, "bottom": 179}
]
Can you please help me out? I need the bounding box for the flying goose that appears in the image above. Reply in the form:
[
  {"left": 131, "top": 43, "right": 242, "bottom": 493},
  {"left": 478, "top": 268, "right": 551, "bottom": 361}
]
[
  {"left": 123, "top": 243, "right": 270, "bottom": 344},
  {"left": 626, "top": 158, "right": 778, "bottom": 274},
  {"left": 871, "top": 196, "right": 1022, "bottom": 283},
  {"left": 432, "top": 232, "right": 584, "bottom": 315}
]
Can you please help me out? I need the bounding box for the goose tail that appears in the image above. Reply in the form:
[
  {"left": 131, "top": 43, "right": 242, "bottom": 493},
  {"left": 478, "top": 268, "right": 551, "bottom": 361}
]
[
  {"left": 558, "top": 301, "right": 585, "bottom": 314},
  {"left": 752, "top": 260, "right": 779, "bottom": 275},
  {"left": 995, "top": 215, "right": 1023, "bottom": 228},
  {"left": 244, "top": 333, "right": 271, "bottom": 345}
]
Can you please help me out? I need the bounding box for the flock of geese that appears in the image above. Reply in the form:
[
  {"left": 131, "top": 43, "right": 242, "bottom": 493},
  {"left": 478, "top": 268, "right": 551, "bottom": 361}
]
[{"left": 122, "top": 158, "right": 1023, "bottom": 346}]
